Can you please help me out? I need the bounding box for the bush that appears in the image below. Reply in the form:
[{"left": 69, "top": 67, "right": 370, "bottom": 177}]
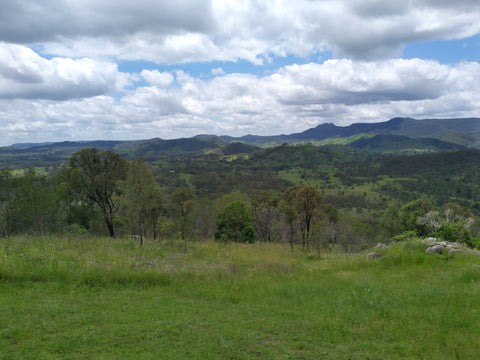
[
  {"left": 392, "top": 230, "right": 417, "bottom": 242},
  {"left": 215, "top": 201, "right": 256, "bottom": 243},
  {"left": 465, "top": 237, "right": 480, "bottom": 250},
  {"left": 433, "top": 222, "right": 472, "bottom": 244}
]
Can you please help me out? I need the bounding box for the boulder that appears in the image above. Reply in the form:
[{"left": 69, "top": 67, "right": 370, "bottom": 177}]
[
  {"left": 426, "top": 245, "right": 445, "bottom": 255},
  {"left": 375, "top": 243, "right": 388, "bottom": 249},
  {"left": 448, "top": 248, "right": 465, "bottom": 255},
  {"left": 424, "top": 238, "right": 479, "bottom": 256},
  {"left": 366, "top": 252, "right": 384, "bottom": 260}
]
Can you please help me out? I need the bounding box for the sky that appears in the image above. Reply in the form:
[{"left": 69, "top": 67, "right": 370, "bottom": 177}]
[{"left": 1, "top": 0, "right": 480, "bottom": 146}]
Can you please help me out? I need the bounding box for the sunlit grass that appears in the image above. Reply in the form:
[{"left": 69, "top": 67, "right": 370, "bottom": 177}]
[{"left": 1, "top": 236, "right": 480, "bottom": 359}]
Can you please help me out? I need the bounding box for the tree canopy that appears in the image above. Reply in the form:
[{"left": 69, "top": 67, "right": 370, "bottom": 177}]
[
  {"left": 64, "top": 148, "right": 129, "bottom": 237},
  {"left": 215, "top": 200, "right": 255, "bottom": 243}
]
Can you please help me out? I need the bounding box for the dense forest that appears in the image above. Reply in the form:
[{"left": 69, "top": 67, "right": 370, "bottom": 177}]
[{"left": 1, "top": 141, "right": 479, "bottom": 253}]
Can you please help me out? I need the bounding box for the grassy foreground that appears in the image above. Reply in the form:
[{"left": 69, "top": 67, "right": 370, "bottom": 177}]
[{"left": 1, "top": 236, "right": 480, "bottom": 359}]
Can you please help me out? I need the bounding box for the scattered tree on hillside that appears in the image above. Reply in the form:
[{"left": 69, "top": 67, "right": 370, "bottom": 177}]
[
  {"left": 295, "top": 185, "right": 324, "bottom": 248},
  {"left": 64, "top": 148, "right": 128, "bottom": 237},
  {"left": 170, "top": 187, "right": 195, "bottom": 252},
  {"left": 0, "top": 168, "right": 14, "bottom": 237},
  {"left": 380, "top": 204, "right": 402, "bottom": 239},
  {"left": 280, "top": 185, "right": 302, "bottom": 253},
  {"left": 119, "top": 158, "right": 162, "bottom": 246},
  {"left": 399, "top": 199, "right": 435, "bottom": 236},
  {"left": 251, "top": 191, "right": 280, "bottom": 242},
  {"left": 14, "top": 168, "right": 62, "bottom": 236}
]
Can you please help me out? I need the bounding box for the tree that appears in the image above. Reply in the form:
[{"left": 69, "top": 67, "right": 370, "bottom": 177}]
[
  {"left": 323, "top": 203, "right": 339, "bottom": 245},
  {"left": 170, "top": 187, "right": 195, "bottom": 252},
  {"left": 399, "top": 199, "right": 435, "bottom": 236},
  {"left": 66, "top": 148, "right": 128, "bottom": 237},
  {"left": 15, "top": 168, "right": 62, "bottom": 235},
  {"left": 280, "top": 185, "right": 301, "bottom": 253},
  {"left": 119, "top": 158, "right": 162, "bottom": 246},
  {"left": 0, "top": 168, "right": 14, "bottom": 237},
  {"left": 380, "top": 204, "right": 402, "bottom": 239},
  {"left": 191, "top": 197, "right": 216, "bottom": 239},
  {"left": 215, "top": 200, "right": 255, "bottom": 243},
  {"left": 251, "top": 191, "right": 279, "bottom": 242},
  {"left": 294, "top": 185, "right": 324, "bottom": 248}
]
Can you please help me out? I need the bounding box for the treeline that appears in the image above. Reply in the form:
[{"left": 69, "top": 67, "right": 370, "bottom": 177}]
[{"left": 1, "top": 148, "right": 479, "bottom": 252}]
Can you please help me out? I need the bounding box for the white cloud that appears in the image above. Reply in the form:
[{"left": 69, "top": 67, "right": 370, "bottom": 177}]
[
  {"left": 1, "top": 2, "right": 480, "bottom": 146},
  {"left": 140, "top": 70, "right": 174, "bottom": 87},
  {"left": 2, "top": 1, "right": 480, "bottom": 63},
  {"left": 211, "top": 67, "right": 225, "bottom": 75},
  {"left": 0, "top": 43, "right": 128, "bottom": 100},
  {"left": 3, "top": 58, "right": 477, "bottom": 146},
  {"left": 120, "top": 59, "right": 480, "bottom": 135}
]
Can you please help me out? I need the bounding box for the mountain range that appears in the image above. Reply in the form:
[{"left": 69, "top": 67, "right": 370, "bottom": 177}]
[
  {"left": 1, "top": 117, "right": 479, "bottom": 168},
  {"left": 221, "top": 117, "right": 480, "bottom": 148}
]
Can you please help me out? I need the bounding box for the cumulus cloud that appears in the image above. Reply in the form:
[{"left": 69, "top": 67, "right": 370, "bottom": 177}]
[
  {"left": 2, "top": 1, "right": 480, "bottom": 62},
  {"left": 211, "top": 67, "right": 225, "bottom": 75},
  {"left": 0, "top": 43, "right": 128, "bottom": 100},
  {"left": 0, "top": 0, "right": 214, "bottom": 43},
  {"left": 4, "top": 58, "right": 475, "bottom": 145},
  {"left": 119, "top": 59, "right": 480, "bottom": 134},
  {"left": 141, "top": 70, "right": 174, "bottom": 87},
  {"left": 1, "top": 1, "right": 480, "bottom": 146}
]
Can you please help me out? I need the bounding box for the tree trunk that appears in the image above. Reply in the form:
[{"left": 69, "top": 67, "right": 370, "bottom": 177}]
[
  {"left": 139, "top": 216, "right": 143, "bottom": 247},
  {"left": 106, "top": 216, "right": 115, "bottom": 237},
  {"left": 290, "top": 222, "right": 294, "bottom": 255}
]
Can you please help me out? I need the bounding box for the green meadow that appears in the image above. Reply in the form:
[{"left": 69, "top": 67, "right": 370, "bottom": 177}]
[{"left": 1, "top": 236, "right": 480, "bottom": 359}]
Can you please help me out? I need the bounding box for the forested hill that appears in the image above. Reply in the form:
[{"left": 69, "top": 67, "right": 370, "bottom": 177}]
[
  {"left": 1, "top": 117, "right": 479, "bottom": 168},
  {"left": 222, "top": 117, "right": 480, "bottom": 147}
]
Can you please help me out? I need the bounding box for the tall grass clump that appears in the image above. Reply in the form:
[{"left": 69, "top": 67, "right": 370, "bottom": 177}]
[{"left": 0, "top": 235, "right": 175, "bottom": 286}]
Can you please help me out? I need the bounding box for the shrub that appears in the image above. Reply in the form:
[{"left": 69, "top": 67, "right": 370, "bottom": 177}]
[
  {"left": 433, "top": 222, "right": 472, "bottom": 244},
  {"left": 393, "top": 230, "right": 417, "bottom": 242},
  {"left": 215, "top": 201, "right": 255, "bottom": 243},
  {"left": 465, "top": 237, "right": 480, "bottom": 250}
]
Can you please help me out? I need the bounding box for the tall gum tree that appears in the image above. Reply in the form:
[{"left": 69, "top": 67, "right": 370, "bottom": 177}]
[
  {"left": 295, "top": 185, "right": 324, "bottom": 248},
  {"left": 66, "top": 148, "right": 128, "bottom": 237},
  {"left": 119, "top": 158, "right": 162, "bottom": 246}
]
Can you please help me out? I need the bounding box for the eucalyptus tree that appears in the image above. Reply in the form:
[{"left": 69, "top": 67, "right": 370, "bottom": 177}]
[
  {"left": 65, "top": 148, "right": 128, "bottom": 237},
  {"left": 170, "top": 187, "right": 195, "bottom": 251},
  {"left": 294, "top": 185, "right": 324, "bottom": 248},
  {"left": 120, "top": 158, "right": 162, "bottom": 246},
  {"left": 251, "top": 191, "right": 280, "bottom": 243},
  {"left": 0, "top": 167, "right": 14, "bottom": 237}
]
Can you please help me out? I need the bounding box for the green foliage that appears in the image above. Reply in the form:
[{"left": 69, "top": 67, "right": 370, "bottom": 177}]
[
  {"left": 251, "top": 191, "right": 280, "bottom": 242},
  {"left": 399, "top": 199, "right": 435, "bottom": 236},
  {"left": 434, "top": 223, "right": 473, "bottom": 243},
  {"left": 65, "top": 148, "right": 129, "bottom": 237},
  {"left": 393, "top": 230, "right": 418, "bottom": 242},
  {"left": 294, "top": 185, "right": 325, "bottom": 247},
  {"left": 170, "top": 187, "right": 195, "bottom": 251},
  {"left": 465, "top": 237, "right": 480, "bottom": 249},
  {"left": 1, "top": 139, "right": 480, "bottom": 248},
  {"left": 215, "top": 201, "right": 255, "bottom": 243},
  {"left": 0, "top": 167, "right": 63, "bottom": 236},
  {"left": 119, "top": 158, "right": 163, "bottom": 245}
]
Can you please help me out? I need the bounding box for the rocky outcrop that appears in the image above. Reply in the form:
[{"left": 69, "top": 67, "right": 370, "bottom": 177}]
[
  {"left": 426, "top": 244, "right": 445, "bottom": 255},
  {"left": 423, "top": 238, "right": 480, "bottom": 256}
]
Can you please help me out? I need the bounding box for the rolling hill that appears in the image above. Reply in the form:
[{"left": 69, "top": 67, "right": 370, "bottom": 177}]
[
  {"left": 1, "top": 117, "right": 479, "bottom": 168},
  {"left": 223, "top": 117, "right": 480, "bottom": 148}
]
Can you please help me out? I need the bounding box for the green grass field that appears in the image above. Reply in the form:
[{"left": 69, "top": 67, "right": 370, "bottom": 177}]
[{"left": 1, "top": 236, "right": 480, "bottom": 359}]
